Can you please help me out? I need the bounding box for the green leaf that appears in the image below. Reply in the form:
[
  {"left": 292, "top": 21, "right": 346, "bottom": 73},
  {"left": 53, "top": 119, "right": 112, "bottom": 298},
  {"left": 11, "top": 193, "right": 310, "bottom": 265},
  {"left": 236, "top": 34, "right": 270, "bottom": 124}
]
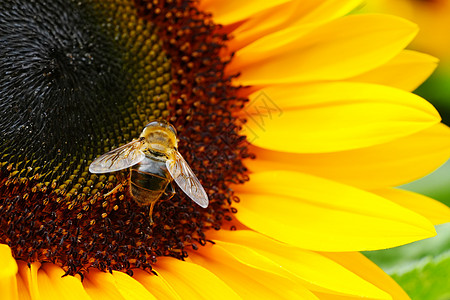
[{"left": 391, "top": 252, "right": 450, "bottom": 300}]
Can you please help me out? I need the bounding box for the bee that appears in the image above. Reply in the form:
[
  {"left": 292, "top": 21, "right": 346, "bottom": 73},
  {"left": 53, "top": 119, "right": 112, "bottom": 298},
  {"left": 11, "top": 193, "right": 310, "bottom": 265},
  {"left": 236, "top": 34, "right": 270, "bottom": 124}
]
[{"left": 89, "top": 120, "right": 209, "bottom": 223}]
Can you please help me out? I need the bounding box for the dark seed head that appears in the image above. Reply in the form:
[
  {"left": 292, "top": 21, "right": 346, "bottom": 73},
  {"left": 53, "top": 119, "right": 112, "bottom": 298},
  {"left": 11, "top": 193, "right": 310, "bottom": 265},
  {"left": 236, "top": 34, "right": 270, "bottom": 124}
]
[{"left": 0, "top": 0, "right": 250, "bottom": 276}]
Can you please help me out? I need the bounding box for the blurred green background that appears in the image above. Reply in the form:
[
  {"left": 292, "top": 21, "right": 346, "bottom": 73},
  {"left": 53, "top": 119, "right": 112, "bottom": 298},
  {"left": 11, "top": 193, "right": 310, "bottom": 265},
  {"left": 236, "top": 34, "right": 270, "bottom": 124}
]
[{"left": 361, "top": 1, "right": 450, "bottom": 299}]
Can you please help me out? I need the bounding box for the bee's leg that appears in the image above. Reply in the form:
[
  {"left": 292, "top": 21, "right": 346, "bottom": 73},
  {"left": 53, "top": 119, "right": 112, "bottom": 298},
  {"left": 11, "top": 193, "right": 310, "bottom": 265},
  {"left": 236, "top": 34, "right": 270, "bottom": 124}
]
[
  {"left": 104, "top": 172, "right": 129, "bottom": 197},
  {"left": 148, "top": 201, "right": 156, "bottom": 225},
  {"left": 163, "top": 181, "right": 176, "bottom": 200},
  {"left": 104, "top": 183, "right": 124, "bottom": 197}
]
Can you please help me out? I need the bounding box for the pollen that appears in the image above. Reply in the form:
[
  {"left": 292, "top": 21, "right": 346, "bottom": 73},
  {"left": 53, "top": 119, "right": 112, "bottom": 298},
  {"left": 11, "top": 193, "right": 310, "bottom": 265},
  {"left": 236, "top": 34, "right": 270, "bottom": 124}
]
[{"left": 0, "top": 0, "right": 250, "bottom": 276}]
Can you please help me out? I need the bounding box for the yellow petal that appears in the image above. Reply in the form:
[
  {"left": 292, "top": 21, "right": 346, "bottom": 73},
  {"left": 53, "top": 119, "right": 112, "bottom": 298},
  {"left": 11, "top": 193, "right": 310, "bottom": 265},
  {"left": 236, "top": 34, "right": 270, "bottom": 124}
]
[
  {"left": 134, "top": 269, "right": 181, "bottom": 300},
  {"left": 0, "top": 244, "right": 18, "bottom": 300},
  {"left": 349, "top": 50, "right": 438, "bottom": 91},
  {"left": 312, "top": 291, "right": 391, "bottom": 300},
  {"left": 112, "top": 271, "right": 156, "bottom": 300},
  {"left": 247, "top": 123, "right": 450, "bottom": 189},
  {"left": 199, "top": 0, "right": 290, "bottom": 25},
  {"left": 234, "top": 171, "right": 436, "bottom": 251},
  {"left": 243, "top": 82, "right": 440, "bottom": 153},
  {"left": 37, "top": 264, "right": 91, "bottom": 300},
  {"left": 0, "top": 245, "right": 17, "bottom": 278},
  {"left": 16, "top": 264, "right": 31, "bottom": 300},
  {"left": 373, "top": 188, "right": 450, "bottom": 225},
  {"left": 86, "top": 272, "right": 156, "bottom": 300},
  {"left": 230, "top": 14, "right": 418, "bottom": 85},
  {"left": 293, "top": 0, "right": 363, "bottom": 25},
  {"left": 83, "top": 270, "right": 124, "bottom": 300},
  {"left": 16, "top": 262, "right": 40, "bottom": 300},
  {"left": 229, "top": 0, "right": 362, "bottom": 52},
  {"left": 154, "top": 256, "right": 241, "bottom": 299},
  {"left": 209, "top": 230, "right": 391, "bottom": 299},
  {"left": 188, "top": 244, "right": 318, "bottom": 299},
  {"left": 320, "top": 252, "right": 410, "bottom": 300}
]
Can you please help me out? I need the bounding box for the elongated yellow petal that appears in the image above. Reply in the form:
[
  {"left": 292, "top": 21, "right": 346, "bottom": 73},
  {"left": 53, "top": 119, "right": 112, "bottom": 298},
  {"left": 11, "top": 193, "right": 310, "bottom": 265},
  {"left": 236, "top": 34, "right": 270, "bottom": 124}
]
[
  {"left": 199, "top": 0, "right": 290, "bottom": 25},
  {"left": 0, "top": 245, "right": 17, "bottom": 279},
  {"left": 320, "top": 252, "right": 410, "bottom": 300},
  {"left": 188, "top": 244, "right": 319, "bottom": 299},
  {"left": 373, "top": 188, "right": 450, "bottom": 225},
  {"left": 211, "top": 241, "right": 296, "bottom": 280},
  {"left": 243, "top": 82, "right": 440, "bottom": 153},
  {"left": 134, "top": 269, "right": 181, "bottom": 300},
  {"left": 312, "top": 291, "right": 390, "bottom": 300},
  {"left": 349, "top": 50, "right": 438, "bottom": 91},
  {"left": 16, "top": 262, "right": 40, "bottom": 300},
  {"left": 112, "top": 271, "right": 156, "bottom": 300},
  {"left": 16, "top": 264, "right": 31, "bottom": 300},
  {"left": 230, "top": 14, "right": 418, "bottom": 85},
  {"left": 234, "top": 171, "right": 436, "bottom": 251},
  {"left": 229, "top": 0, "right": 362, "bottom": 52},
  {"left": 83, "top": 270, "right": 124, "bottom": 300},
  {"left": 37, "top": 264, "right": 91, "bottom": 300},
  {"left": 154, "top": 257, "right": 241, "bottom": 299},
  {"left": 85, "top": 272, "right": 159, "bottom": 300},
  {"left": 0, "top": 244, "right": 18, "bottom": 300},
  {"left": 209, "top": 230, "right": 391, "bottom": 299},
  {"left": 297, "top": 0, "right": 363, "bottom": 24},
  {"left": 247, "top": 124, "right": 450, "bottom": 189},
  {"left": 246, "top": 81, "right": 438, "bottom": 112}
]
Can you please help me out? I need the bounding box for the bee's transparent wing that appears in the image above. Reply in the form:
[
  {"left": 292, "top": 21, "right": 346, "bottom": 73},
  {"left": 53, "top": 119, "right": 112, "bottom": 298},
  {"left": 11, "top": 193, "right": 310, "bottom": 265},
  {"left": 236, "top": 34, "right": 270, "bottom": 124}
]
[
  {"left": 89, "top": 139, "right": 145, "bottom": 173},
  {"left": 166, "top": 151, "right": 209, "bottom": 208}
]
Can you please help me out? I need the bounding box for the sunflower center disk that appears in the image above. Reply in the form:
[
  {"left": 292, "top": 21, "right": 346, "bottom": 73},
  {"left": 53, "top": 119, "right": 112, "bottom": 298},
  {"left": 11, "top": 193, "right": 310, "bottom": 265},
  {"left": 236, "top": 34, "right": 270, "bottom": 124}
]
[{"left": 0, "top": 0, "right": 250, "bottom": 276}]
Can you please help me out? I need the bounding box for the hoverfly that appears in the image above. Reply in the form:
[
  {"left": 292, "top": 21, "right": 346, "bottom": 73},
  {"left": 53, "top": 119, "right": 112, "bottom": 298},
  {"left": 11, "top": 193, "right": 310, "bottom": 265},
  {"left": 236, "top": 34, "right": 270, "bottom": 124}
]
[{"left": 89, "top": 120, "right": 209, "bottom": 223}]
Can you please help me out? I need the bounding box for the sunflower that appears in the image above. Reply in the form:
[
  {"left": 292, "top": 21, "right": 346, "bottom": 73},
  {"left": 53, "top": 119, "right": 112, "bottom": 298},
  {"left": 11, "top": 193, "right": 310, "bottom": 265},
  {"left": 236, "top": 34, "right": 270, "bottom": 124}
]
[{"left": 1, "top": 0, "right": 450, "bottom": 299}]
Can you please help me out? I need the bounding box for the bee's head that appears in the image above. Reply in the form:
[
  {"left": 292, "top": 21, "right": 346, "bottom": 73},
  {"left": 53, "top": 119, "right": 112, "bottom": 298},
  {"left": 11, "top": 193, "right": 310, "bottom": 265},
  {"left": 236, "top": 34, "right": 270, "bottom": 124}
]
[
  {"left": 146, "top": 119, "right": 177, "bottom": 134},
  {"left": 140, "top": 120, "right": 178, "bottom": 153}
]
